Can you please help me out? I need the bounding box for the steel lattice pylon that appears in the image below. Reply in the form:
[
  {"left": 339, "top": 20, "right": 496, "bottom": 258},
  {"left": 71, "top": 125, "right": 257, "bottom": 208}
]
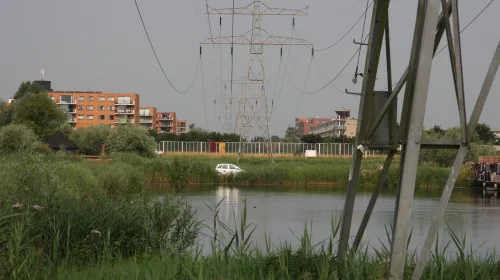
[
  {"left": 337, "top": 0, "right": 500, "bottom": 279},
  {"left": 201, "top": 0, "right": 313, "bottom": 162}
]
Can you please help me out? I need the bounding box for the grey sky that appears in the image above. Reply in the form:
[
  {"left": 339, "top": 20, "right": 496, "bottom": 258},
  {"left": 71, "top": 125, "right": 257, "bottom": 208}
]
[{"left": 0, "top": 0, "right": 498, "bottom": 137}]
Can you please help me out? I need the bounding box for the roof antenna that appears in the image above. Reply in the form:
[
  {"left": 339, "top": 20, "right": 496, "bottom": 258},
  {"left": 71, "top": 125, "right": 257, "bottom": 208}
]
[{"left": 40, "top": 69, "right": 45, "bottom": 81}]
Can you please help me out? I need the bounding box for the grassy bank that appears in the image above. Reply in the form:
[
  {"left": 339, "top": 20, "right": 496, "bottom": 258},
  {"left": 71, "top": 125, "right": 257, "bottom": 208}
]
[
  {"left": 158, "top": 154, "right": 471, "bottom": 188},
  {"left": 0, "top": 153, "right": 495, "bottom": 279}
]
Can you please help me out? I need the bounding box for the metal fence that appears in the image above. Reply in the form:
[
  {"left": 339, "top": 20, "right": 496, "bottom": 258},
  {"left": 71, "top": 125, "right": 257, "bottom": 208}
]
[{"left": 157, "top": 141, "right": 383, "bottom": 157}]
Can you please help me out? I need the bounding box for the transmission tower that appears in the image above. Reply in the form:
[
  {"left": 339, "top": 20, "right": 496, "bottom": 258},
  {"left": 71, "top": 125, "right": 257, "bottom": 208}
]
[
  {"left": 201, "top": 1, "right": 313, "bottom": 162},
  {"left": 337, "top": 0, "right": 500, "bottom": 279}
]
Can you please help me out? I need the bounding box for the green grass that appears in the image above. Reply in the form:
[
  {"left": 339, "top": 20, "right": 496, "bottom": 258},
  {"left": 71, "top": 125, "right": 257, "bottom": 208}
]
[
  {"left": 0, "top": 153, "right": 496, "bottom": 279},
  {"left": 7, "top": 200, "right": 499, "bottom": 280}
]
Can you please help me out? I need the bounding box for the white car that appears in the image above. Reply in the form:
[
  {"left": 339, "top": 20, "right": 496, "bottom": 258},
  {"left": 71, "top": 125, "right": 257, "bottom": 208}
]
[{"left": 215, "top": 164, "right": 244, "bottom": 175}]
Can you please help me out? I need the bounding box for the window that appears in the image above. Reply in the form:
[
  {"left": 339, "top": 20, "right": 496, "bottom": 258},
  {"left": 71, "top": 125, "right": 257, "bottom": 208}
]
[
  {"left": 77, "top": 114, "right": 84, "bottom": 120},
  {"left": 78, "top": 96, "right": 84, "bottom": 101},
  {"left": 98, "top": 96, "right": 105, "bottom": 101},
  {"left": 88, "top": 96, "right": 94, "bottom": 101},
  {"left": 86, "top": 115, "right": 94, "bottom": 120},
  {"left": 99, "top": 115, "right": 105, "bottom": 120},
  {"left": 108, "top": 106, "right": 114, "bottom": 111},
  {"left": 98, "top": 106, "right": 105, "bottom": 111},
  {"left": 222, "top": 165, "right": 228, "bottom": 169},
  {"left": 86, "top": 105, "right": 94, "bottom": 110},
  {"left": 107, "top": 97, "right": 115, "bottom": 102},
  {"left": 108, "top": 115, "right": 114, "bottom": 120},
  {"left": 77, "top": 105, "right": 84, "bottom": 110}
]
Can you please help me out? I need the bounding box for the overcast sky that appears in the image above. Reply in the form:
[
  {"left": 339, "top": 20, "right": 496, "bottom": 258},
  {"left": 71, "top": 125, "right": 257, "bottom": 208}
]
[{"left": 0, "top": 0, "right": 498, "bottom": 137}]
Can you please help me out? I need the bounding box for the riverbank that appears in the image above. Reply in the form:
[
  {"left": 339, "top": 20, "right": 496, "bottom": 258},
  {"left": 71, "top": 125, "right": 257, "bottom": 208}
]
[
  {"left": 0, "top": 153, "right": 495, "bottom": 279},
  {"left": 157, "top": 153, "right": 471, "bottom": 188}
]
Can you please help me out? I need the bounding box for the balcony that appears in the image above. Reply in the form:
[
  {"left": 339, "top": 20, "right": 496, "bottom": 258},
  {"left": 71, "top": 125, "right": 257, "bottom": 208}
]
[
  {"left": 115, "top": 100, "right": 135, "bottom": 105},
  {"left": 139, "top": 113, "right": 152, "bottom": 116},
  {"left": 116, "top": 109, "right": 135, "bottom": 115},
  {"left": 158, "top": 116, "right": 173, "bottom": 120},
  {"left": 68, "top": 118, "right": 76, "bottom": 124},
  {"left": 158, "top": 122, "right": 174, "bottom": 127},
  {"left": 57, "top": 99, "right": 76, "bottom": 105},
  {"left": 139, "top": 119, "right": 153, "bottom": 123},
  {"left": 115, "top": 119, "right": 135, "bottom": 124}
]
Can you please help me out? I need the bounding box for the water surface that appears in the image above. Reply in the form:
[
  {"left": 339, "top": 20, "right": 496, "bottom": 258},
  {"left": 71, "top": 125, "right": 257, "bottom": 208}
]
[{"left": 155, "top": 186, "right": 500, "bottom": 255}]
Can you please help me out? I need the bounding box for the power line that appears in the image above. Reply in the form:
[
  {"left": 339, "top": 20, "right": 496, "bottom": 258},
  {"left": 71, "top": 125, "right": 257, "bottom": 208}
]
[
  {"left": 353, "top": 0, "right": 371, "bottom": 84},
  {"left": 206, "top": 0, "right": 218, "bottom": 49},
  {"left": 288, "top": 34, "right": 369, "bottom": 95},
  {"left": 315, "top": 1, "right": 373, "bottom": 52},
  {"left": 229, "top": 0, "right": 235, "bottom": 133},
  {"left": 200, "top": 50, "right": 210, "bottom": 130},
  {"left": 270, "top": 20, "right": 295, "bottom": 118},
  {"left": 134, "top": 0, "right": 199, "bottom": 94},
  {"left": 434, "top": 0, "right": 496, "bottom": 57},
  {"left": 294, "top": 56, "right": 314, "bottom": 119}
]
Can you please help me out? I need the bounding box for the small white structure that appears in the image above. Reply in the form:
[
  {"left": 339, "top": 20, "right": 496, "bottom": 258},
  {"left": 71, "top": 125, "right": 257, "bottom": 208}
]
[{"left": 305, "top": 150, "right": 317, "bottom": 158}]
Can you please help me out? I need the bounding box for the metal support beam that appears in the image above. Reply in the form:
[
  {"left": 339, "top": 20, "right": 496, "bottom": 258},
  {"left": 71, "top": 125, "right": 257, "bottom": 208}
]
[
  {"left": 420, "top": 139, "right": 461, "bottom": 149},
  {"left": 352, "top": 151, "right": 395, "bottom": 251},
  {"left": 467, "top": 41, "right": 500, "bottom": 142},
  {"left": 412, "top": 147, "right": 467, "bottom": 278},
  {"left": 338, "top": 0, "right": 390, "bottom": 258},
  {"left": 413, "top": 40, "right": 500, "bottom": 279},
  {"left": 389, "top": 0, "right": 440, "bottom": 279}
]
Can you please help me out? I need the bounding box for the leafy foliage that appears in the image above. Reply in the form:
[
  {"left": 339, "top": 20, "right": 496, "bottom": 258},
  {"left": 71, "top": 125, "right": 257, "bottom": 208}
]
[
  {"left": 13, "top": 81, "right": 46, "bottom": 100},
  {"left": 12, "top": 93, "right": 67, "bottom": 137},
  {"left": 70, "top": 126, "right": 111, "bottom": 155},
  {"left": 0, "top": 124, "right": 41, "bottom": 155},
  {"left": 105, "top": 125, "right": 156, "bottom": 157}
]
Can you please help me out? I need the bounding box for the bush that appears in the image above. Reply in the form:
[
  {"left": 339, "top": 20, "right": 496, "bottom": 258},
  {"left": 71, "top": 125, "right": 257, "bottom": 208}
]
[
  {"left": 70, "top": 126, "right": 156, "bottom": 157},
  {"left": 105, "top": 126, "right": 156, "bottom": 157},
  {"left": 70, "top": 126, "right": 111, "bottom": 155},
  {"left": 0, "top": 124, "right": 41, "bottom": 155}
]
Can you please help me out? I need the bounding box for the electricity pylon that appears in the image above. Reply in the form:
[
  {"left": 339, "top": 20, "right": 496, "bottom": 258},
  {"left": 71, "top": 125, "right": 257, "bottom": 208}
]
[
  {"left": 201, "top": 1, "right": 313, "bottom": 162},
  {"left": 336, "top": 0, "right": 500, "bottom": 279}
]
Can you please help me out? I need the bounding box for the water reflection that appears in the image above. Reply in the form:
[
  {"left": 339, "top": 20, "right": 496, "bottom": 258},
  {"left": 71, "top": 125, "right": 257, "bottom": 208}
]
[
  {"left": 215, "top": 186, "right": 240, "bottom": 228},
  {"left": 169, "top": 186, "right": 500, "bottom": 255}
]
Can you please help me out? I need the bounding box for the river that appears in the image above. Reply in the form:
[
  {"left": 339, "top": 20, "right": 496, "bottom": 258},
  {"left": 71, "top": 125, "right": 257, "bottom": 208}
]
[{"left": 154, "top": 186, "right": 500, "bottom": 255}]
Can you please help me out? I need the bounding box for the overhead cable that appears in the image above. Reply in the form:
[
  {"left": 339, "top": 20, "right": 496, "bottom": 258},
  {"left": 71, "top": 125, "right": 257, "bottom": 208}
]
[{"left": 134, "top": 0, "right": 199, "bottom": 94}]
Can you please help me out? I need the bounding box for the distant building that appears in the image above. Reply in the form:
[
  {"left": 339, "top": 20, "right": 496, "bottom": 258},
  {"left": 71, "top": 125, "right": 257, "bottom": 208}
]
[
  {"left": 309, "top": 109, "right": 358, "bottom": 138},
  {"left": 48, "top": 91, "right": 140, "bottom": 128},
  {"left": 42, "top": 131, "right": 78, "bottom": 153},
  {"left": 156, "top": 112, "right": 177, "bottom": 134},
  {"left": 494, "top": 130, "right": 500, "bottom": 139},
  {"left": 176, "top": 120, "right": 187, "bottom": 134},
  {"left": 294, "top": 117, "right": 333, "bottom": 137},
  {"left": 139, "top": 106, "right": 156, "bottom": 130}
]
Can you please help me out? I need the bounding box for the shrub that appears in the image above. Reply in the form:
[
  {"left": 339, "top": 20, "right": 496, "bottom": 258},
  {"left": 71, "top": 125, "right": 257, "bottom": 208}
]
[
  {"left": 70, "top": 126, "right": 111, "bottom": 155},
  {"left": 105, "top": 126, "right": 156, "bottom": 157},
  {"left": 0, "top": 124, "right": 40, "bottom": 155}
]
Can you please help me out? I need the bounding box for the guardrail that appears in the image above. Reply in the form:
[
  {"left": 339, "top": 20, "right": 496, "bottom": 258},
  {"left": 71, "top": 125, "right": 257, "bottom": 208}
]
[{"left": 157, "top": 141, "right": 383, "bottom": 157}]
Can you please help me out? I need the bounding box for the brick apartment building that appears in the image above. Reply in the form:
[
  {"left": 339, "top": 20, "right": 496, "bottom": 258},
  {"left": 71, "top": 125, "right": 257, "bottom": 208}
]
[
  {"left": 30, "top": 80, "right": 188, "bottom": 134},
  {"left": 294, "top": 117, "right": 333, "bottom": 137},
  {"left": 139, "top": 106, "right": 156, "bottom": 130},
  {"left": 48, "top": 91, "right": 140, "bottom": 128},
  {"left": 176, "top": 120, "right": 187, "bottom": 134},
  {"left": 309, "top": 109, "right": 358, "bottom": 138}
]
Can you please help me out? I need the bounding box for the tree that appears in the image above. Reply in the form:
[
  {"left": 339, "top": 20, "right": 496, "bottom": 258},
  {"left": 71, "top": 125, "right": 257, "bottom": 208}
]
[
  {"left": 474, "top": 123, "right": 496, "bottom": 143},
  {"left": 271, "top": 135, "right": 280, "bottom": 142},
  {"left": 0, "top": 124, "right": 41, "bottom": 155},
  {"left": 0, "top": 100, "right": 14, "bottom": 127},
  {"left": 156, "top": 132, "right": 178, "bottom": 142},
  {"left": 147, "top": 129, "right": 158, "bottom": 138},
  {"left": 105, "top": 126, "right": 156, "bottom": 157},
  {"left": 189, "top": 123, "right": 195, "bottom": 130},
  {"left": 70, "top": 126, "right": 112, "bottom": 155},
  {"left": 12, "top": 93, "right": 67, "bottom": 137},
  {"left": 13, "top": 81, "right": 46, "bottom": 100},
  {"left": 301, "top": 134, "right": 323, "bottom": 144}
]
